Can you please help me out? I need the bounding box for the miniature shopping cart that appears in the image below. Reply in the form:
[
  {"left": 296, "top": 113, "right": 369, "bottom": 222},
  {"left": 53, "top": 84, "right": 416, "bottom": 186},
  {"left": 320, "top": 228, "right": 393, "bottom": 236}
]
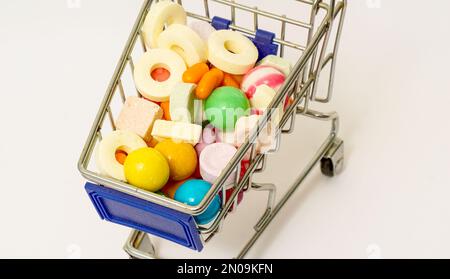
[{"left": 78, "top": 0, "right": 347, "bottom": 259}]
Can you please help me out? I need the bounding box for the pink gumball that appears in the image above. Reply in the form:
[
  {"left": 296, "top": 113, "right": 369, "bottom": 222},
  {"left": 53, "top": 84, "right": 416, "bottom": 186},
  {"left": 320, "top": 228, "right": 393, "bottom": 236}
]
[{"left": 241, "top": 65, "right": 286, "bottom": 100}]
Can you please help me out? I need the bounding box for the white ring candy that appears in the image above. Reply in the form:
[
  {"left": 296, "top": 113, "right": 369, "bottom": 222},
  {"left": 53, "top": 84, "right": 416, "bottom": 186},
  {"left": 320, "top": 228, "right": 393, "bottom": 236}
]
[
  {"left": 208, "top": 30, "right": 258, "bottom": 75},
  {"left": 96, "top": 130, "right": 147, "bottom": 182},
  {"left": 134, "top": 48, "right": 186, "bottom": 102},
  {"left": 141, "top": 1, "right": 187, "bottom": 49},
  {"left": 157, "top": 24, "right": 208, "bottom": 67}
]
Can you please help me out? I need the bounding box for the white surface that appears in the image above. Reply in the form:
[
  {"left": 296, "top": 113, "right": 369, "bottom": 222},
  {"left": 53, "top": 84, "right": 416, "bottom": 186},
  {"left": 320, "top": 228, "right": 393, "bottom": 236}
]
[{"left": 0, "top": 0, "right": 449, "bottom": 259}]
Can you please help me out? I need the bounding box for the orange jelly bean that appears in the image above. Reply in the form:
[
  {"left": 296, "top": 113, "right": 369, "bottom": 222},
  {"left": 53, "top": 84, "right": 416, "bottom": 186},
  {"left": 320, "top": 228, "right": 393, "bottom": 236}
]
[
  {"left": 196, "top": 68, "right": 224, "bottom": 100},
  {"left": 160, "top": 101, "right": 171, "bottom": 121},
  {"left": 182, "top": 62, "right": 209, "bottom": 84},
  {"left": 222, "top": 73, "right": 240, "bottom": 88},
  {"left": 115, "top": 150, "right": 128, "bottom": 165},
  {"left": 232, "top": 74, "right": 244, "bottom": 84}
]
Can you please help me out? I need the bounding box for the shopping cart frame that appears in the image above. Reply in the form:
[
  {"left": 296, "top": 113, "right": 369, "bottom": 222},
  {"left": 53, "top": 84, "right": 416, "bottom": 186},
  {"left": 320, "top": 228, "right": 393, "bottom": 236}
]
[{"left": 78, "top": 0, "right": 347, "bottom": 258}]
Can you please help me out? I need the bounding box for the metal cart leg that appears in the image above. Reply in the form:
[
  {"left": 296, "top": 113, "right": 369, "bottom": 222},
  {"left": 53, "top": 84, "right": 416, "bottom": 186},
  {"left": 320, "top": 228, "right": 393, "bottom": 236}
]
[
  {"left": 124, "top": 230, "right": 156, "bottom": 259},
  {"left": 236, "top": 111, "right": 344, "bottom": 259},
  {"left": 321, "top": 138, "right": 344, "bottom": 177}
]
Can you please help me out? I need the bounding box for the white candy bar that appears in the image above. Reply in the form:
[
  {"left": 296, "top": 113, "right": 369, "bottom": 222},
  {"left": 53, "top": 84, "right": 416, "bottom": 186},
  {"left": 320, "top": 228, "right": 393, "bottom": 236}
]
[{"left": 151, "top": 120, "right": 202, "bottom": 145}]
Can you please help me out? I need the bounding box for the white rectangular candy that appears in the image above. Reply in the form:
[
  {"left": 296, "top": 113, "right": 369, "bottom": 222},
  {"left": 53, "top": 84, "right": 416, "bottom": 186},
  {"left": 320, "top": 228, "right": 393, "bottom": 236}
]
[
  {"left": 116, "top": 96, "right": 163, "bottom": 142},
  {"left": 151, "top": 120, "right": 202, "bottom": 145}
]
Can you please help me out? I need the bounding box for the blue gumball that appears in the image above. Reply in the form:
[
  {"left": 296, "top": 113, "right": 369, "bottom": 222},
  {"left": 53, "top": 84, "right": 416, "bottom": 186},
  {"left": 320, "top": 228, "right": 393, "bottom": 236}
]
[{"left": 174, "top": 179, "right": 221, "bottom": 225}]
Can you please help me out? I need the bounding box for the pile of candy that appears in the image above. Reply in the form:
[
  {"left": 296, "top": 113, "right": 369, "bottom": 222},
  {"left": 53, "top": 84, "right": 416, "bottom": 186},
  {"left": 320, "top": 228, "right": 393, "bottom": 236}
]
[{"left": 96, "top": 1, "right": 292, "bottom": 224}]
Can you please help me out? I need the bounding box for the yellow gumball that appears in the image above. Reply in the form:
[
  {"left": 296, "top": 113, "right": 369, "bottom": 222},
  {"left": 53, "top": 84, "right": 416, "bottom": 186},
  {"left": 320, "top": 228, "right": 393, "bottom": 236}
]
[
  {"left": 124, "top": 147, "right": 170, "bottom": 192},
  {"left": 155, "top": 140, "right": 198, "bottom": 181}
]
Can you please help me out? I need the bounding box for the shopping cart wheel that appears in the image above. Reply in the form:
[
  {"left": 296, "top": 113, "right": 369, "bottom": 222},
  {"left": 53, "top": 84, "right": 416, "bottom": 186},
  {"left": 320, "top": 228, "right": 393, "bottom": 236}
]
[{"left": 320, "top": 138, "right": 344, "bottom": 177}]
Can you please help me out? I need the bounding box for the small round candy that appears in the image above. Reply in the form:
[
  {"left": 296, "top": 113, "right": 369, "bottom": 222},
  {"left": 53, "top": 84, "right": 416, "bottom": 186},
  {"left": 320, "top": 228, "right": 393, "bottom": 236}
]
[
  {"left": 155, "top": 139, "right": 198, "bottom": 181},
  {"left": 174, "top": 179, "right": 221, "bottom": 225},
  {"left": 241, "top": 65, "right": 286, "bottom": 99},
  {"left": 202, "top": 124, "right": 217, "bottom": 144},
  {"left": 199, "top": 143, "right": 237, "bottom": 185},
  {"left": 161, "top": 179, "right": 188, "bottom": 199},
  {"left": 124, "top": 147, "right": 170, "bottom": 192},
  {"left": 204, "top": 86, "right": 250, "bottom": 131}
]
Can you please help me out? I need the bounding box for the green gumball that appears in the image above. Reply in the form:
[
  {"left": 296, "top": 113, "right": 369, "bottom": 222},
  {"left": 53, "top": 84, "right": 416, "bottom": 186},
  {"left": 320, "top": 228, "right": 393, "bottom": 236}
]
[{"left": 205, "top": 86, "right": 250, "bottom": 131}]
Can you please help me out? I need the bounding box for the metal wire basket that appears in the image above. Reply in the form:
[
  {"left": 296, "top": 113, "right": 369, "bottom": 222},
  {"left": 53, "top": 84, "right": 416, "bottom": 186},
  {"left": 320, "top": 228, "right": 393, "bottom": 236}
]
[{"left": 78, "top": 0, "right": 347, "bottom": 259}]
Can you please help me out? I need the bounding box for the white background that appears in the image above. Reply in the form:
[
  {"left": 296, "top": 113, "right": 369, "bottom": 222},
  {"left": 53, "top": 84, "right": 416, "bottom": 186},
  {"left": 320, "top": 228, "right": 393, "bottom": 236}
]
[{"left": 0, "top": 0, "right": 449, "bottom": 259}]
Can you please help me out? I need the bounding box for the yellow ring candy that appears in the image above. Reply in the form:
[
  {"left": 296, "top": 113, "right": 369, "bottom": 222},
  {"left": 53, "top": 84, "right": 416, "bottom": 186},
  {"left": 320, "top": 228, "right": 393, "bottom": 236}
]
[
  {"left": 141, "top": 1, "right": 187, "bottom": 49},
  {"left": 157, "top": 24, "right": 208, "bottom": 67},
  {"left": 96, "top": 130, "right": 147, "bottom": 182},
  {"left": 134, "top": 49, "right": 187, "bottom": 102},
  {"left": 208, "top": 30, "right": 258, "bottom": 75}
]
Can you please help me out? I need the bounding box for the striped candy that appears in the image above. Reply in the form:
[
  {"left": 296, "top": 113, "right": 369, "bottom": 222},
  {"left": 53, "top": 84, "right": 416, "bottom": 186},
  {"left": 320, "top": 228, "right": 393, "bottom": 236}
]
[{"left": 241, "top": 65, "right": 286, "bottom": 100}]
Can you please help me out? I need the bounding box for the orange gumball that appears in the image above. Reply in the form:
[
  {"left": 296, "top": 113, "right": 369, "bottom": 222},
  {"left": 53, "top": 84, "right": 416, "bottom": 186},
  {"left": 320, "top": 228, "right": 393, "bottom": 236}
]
[
  {"left": 155, "top": 140, "right": 198, "bottom": 181},
  {"left": 196, "top": 68, "right": 224, "bottom": 100},
  {"left": 183, "top": 62, "right": 209, "bottom": 84},
  {"left": 161, "top": 179, "right": 188, "bottom": 199},
  {"left": 160, "top": 101, "right": 171, "bottom": 121}
]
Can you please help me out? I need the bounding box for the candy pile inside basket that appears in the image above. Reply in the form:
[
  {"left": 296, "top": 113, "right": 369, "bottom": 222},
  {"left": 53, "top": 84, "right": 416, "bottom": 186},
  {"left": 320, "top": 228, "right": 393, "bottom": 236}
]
[{"left": 96, "top": 1, "right": 292, "bottom": 225}]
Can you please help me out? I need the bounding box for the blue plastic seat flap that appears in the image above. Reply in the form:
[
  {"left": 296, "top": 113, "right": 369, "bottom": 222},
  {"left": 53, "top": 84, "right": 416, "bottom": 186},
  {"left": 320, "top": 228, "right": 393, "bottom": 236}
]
[{"left": 85, "top": 182, "right": 203, "bottom": 251}]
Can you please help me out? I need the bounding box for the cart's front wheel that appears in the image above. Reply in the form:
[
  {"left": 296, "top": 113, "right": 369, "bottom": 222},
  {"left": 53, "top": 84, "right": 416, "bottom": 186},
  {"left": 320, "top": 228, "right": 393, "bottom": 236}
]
[{"left": 320, "top": 138, "right": 344, "bottom": 177}]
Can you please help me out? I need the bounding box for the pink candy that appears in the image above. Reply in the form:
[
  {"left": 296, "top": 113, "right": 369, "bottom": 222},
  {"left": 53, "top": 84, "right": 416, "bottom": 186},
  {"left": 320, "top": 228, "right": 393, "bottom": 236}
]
[
  {"left": 195, "top": 124, "right": 216, "bottom": 156},
  {"left": 241, "top": 65, "right": 286, "bottom": 99}
]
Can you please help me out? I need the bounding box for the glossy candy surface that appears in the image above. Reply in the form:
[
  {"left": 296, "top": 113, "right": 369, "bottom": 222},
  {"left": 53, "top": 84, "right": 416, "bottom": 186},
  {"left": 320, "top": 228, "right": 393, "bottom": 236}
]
[
  {"left": 204, "top": 86, "right": 250, "bottom": 131},
  {"left": 196, "top": 68, "right": 224, "bottom": 100},
  {"left": 161, "top": 179, "right": 188, "bottom": 199},
  {"left": 124, "top": 147, "right": 170, "bottom": 192},
  {"left": 155, "top": 139, "right": 198, "bottom": 181},
  {"left": 183, "top": 62, "right": 209, "bottom": 84},
  {"left": 174, "top": 179, "right": 221, "bottom": 225}
]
